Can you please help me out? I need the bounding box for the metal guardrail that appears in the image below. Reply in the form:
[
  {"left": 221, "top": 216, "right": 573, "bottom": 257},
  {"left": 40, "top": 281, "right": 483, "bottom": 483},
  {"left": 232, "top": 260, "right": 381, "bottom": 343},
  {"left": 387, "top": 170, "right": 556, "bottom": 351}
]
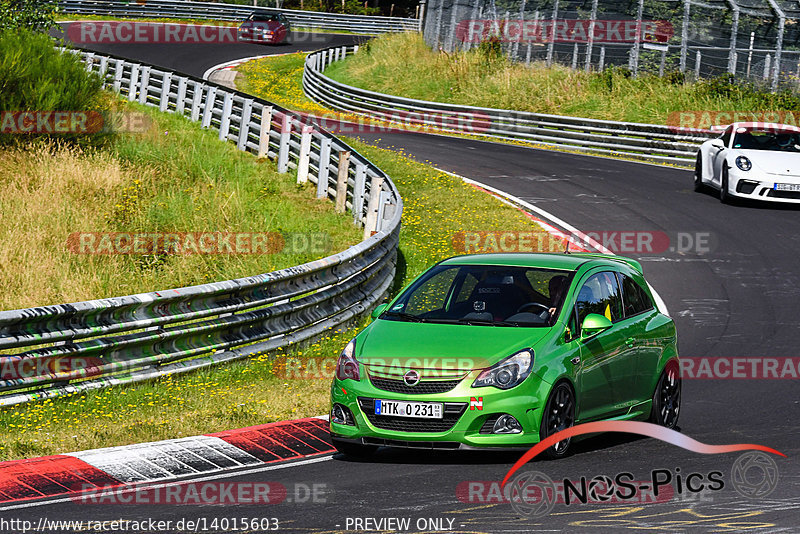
[
  {"left": 0, "top": 48, "right": 402, "bottom": 407},
  {"left": 303, "top": 46, "right": 717, "bottom": 164},
  {"left": 59, "top": 0, "right": 420, "bottom": 34}
]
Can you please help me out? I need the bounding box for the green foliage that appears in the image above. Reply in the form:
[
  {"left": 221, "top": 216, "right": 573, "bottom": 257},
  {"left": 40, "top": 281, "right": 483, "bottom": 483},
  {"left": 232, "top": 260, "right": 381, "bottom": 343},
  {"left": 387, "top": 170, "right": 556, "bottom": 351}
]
[
  {"left": 0, "top": 0, "right": 57, "bottom": 31},
  {"left": 0, "top": 29, "right": 105, "bottom": 144}
]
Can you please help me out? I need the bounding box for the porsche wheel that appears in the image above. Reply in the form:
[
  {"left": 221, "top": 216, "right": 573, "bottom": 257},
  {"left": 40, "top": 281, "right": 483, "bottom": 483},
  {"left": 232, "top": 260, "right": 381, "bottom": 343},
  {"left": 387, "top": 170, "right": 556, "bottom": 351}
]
[
  {"left": 694, "top": 153, "right": 704, "bottom": 192},
  {"left": 720, "top": 167, "right": 732, "bottom": 204}
]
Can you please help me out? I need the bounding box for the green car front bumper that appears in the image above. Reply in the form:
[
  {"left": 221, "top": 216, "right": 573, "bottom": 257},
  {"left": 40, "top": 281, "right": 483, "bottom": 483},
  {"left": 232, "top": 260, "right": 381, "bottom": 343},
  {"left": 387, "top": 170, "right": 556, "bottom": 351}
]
[{"left": 329, "top": 373, "right": 551, "bottom": 449}]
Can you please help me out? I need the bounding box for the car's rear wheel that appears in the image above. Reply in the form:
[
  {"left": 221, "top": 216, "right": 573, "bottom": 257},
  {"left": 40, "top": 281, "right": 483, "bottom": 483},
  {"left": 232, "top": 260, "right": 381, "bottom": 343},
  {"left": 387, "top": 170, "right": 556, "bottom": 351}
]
[
  {"left": 539, "top": 382, "right": 575, "bottom": 459},
  {"left": 331, "top": 438, "right": 377, "bottom": 458},
  {"left": 649, "top": 363, "right": 681, "bottom": 429},
  {"left": 694, "top": 153, "right": 704, "bottom": 192}
]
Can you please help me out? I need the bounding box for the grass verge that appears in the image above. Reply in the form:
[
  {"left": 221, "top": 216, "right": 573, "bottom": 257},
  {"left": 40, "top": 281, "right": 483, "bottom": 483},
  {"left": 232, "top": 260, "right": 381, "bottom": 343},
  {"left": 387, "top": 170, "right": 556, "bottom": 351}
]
[
  {"left": 323, "top": 32, "right": 798, "bottom": 125},
  {"left": 0, "top": 100, "right": 361, "bottom": 311},
  {"left": 0, "top": 52, "right": 551, "bottom": 461}
]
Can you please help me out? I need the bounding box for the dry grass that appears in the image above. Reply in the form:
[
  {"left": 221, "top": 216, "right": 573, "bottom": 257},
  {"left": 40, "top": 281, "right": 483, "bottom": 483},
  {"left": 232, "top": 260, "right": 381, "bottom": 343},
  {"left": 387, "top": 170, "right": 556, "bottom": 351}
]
[{"left": 0, "top": 104, "right": 362, "bottom": 311}]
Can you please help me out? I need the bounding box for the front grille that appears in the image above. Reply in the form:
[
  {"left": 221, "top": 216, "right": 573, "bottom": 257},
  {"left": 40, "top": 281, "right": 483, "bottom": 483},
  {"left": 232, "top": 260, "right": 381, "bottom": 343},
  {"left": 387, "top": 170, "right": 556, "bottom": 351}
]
[
  {"left": 369, "top": 376, "right": 462, "bottom": 395},
  {"left": 767, "top": 189, "right": 800, "bottom": 199},
  {"left": 358, "top": 397, "right": 467, "bottom": 433}
]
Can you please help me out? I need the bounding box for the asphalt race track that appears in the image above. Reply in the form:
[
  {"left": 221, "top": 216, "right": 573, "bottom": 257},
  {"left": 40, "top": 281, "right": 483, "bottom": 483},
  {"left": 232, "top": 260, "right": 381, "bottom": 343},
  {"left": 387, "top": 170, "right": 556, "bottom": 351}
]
[{"left": 20, "top": 27, "right": 800, "bottom": 533}]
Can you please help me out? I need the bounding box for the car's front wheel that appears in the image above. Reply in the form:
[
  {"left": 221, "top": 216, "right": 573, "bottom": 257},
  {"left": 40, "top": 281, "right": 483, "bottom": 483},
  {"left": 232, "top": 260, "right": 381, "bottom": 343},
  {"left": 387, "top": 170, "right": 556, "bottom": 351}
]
[
  {"left": 331, "top": 438, "right": 378, "bottom": 458},
  {"left": 694, "top": 153, "right": 704, "bottom": 192},
  {"left": 649, "top": 363, "right": 681, "bottom": 429},
  {"left": 539, "top": 382, "right": 575, "bottom": 459},
  {"left": 720, "top": 167, "right": 732, "bottom": 204}
]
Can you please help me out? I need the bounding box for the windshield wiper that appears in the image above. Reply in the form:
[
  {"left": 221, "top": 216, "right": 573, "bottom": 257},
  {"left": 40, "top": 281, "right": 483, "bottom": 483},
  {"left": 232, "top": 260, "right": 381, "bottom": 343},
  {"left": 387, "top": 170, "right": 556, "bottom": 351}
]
[{"left": 383, "top": 311, "right": 426, "bottom": 323}]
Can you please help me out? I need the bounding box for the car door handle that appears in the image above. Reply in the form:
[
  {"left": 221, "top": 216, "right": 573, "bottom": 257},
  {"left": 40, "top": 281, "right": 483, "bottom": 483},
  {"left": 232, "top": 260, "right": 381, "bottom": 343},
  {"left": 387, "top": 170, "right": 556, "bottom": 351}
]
[
  {"left": 570, "top": 356, "right": 581, "bottom": 365},
  {"left": 625, "top": 337, "right": 636, "bottom": 347}
]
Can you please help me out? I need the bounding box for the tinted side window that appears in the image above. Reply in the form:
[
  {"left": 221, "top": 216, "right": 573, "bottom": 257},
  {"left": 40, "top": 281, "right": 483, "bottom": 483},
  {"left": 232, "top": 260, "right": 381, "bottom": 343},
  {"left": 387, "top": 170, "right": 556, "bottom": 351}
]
[
  {"left": 721, "top": 130, "right": 731, "bottom": 147},
  {"left": 619, "top": 273, "right": 654, "bottom": 317},
  {"left": 575, "top": 271, "right": 622, "bottom": 326}
]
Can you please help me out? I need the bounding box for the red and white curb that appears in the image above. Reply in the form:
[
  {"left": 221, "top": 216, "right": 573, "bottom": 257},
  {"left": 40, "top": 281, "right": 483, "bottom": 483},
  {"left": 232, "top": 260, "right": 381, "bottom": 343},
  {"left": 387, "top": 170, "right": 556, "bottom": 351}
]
[{"left": 0, "top": 416, "right": 332, "bottom": 505}]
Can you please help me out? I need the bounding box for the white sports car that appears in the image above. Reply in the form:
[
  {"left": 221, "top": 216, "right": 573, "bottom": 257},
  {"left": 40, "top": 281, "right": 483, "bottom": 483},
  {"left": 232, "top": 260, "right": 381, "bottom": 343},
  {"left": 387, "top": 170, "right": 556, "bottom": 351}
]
[{"left": 694, "top": 122, "right": 800, "bottom": 204}]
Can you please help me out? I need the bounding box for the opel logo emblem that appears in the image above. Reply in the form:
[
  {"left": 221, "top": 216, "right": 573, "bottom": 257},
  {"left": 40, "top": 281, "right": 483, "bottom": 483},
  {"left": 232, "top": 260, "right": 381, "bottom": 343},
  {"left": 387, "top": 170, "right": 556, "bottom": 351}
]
[{"left": 403, "top": 370, "right": 420, "bottom": 386}]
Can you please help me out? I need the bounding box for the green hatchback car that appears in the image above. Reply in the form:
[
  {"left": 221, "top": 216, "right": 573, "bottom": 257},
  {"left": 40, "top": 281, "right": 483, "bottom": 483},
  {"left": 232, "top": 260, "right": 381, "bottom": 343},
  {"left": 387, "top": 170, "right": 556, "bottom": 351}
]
[{"left": 329, "top": 253, "right": 680, "bottom": 458}]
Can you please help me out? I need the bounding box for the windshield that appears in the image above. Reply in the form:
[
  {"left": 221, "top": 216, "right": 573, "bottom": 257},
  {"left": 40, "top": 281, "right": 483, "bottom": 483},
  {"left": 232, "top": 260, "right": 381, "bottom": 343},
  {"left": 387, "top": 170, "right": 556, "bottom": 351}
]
[
  {"left": 247, "top": 13, "right": 281, "bottom": 22},
  {"left": 732, "top": 129, "right": 800, "bottom": 152},
  {"left": 382, "top": 264, "right": 573, "bottom": 327}
]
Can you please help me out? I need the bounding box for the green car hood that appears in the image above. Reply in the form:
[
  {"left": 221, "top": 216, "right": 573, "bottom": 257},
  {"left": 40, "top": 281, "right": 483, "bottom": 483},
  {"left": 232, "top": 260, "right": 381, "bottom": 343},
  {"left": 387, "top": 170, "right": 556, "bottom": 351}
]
[{"left": 356, "top": 319, "right": 552, "bottom": 370}]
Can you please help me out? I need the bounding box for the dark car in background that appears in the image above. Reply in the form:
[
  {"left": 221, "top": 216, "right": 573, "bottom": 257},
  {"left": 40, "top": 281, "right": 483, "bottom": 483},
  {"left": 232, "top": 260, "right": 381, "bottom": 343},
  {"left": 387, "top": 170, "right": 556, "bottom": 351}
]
[{"left": 237, "top": 12, "right": 291, "bottom": 44}]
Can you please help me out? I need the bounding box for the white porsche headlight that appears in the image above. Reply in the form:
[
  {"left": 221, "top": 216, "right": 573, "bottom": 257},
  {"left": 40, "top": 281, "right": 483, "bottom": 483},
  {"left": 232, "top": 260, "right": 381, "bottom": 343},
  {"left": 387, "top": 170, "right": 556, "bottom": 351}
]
[{"left": 736, "top": 156, "right": 752, "bottom": 171}]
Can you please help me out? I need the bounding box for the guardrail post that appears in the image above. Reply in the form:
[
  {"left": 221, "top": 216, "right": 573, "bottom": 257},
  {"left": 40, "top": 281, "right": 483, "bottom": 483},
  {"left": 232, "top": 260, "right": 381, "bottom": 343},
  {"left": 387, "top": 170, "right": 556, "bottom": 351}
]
[
  {"left": 258, "top": 105, "right": 273, "bottom": 158},
  {"left": 219, "top": 92, "right": 234, "bottom": 141},
  {"left": 376, "top": 190, "right": 389, "bottom": 233},
  {"left": 317, "top": 138, "right": 332, "bottom": 198},
  {"left": 99, "top": 56, "right": 109, "bottom": 78},
  {"left": 297, "top": 125, "right": 313, "bottom": 183},
  {"left": 85, "top": 52, "right": 95, "bottom": 72},
  {"left": 191, "top": 82, "right": 205, "bottom": 122},
  {"left": 335, "top": 150, "right": 350, "bottom": 213},
  {"left": 571, "top": 43, "right": 578, "bottom": 69},
  {"left": 113, "top": 59, "right": 124, "bottom": 92},
  {"left": 277, "top": 113, "right": 292, "bottom": 173},
  {"left": 353, "top": 163, "right": 367, "bottom": 225},
  {"left": 201, "top": 86, "right": 217, "bottom": 128},
  {"left": 138, "top": 66, "right": 151, "bottom": 104},
  {"left": 159, "top": 72, "right": 173, "bottom": 112},
  {"left": 363, "top": 176, "right": 384, "bottom": 239},
  {"left": 238, "top": 98, "right": 254, "bottom": 151},
  {"left": 176, "top": 77, "right": 188, "bottom": 114},
  {"left": 599, "top": 47, "right": 605, "bottom": 70},
  {"left": 128, "top": 64, "right": 140, "bottom": 102}
]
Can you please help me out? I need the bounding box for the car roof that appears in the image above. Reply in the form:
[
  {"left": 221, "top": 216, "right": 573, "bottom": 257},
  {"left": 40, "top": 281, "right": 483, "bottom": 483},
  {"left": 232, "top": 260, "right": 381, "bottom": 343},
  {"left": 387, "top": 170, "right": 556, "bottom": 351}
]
[
  {"left": 439, "top": 252, "right": 623, "bottom": 271},
  {"left": 724, "top": 122, "right": 800, "bottom": 134}
]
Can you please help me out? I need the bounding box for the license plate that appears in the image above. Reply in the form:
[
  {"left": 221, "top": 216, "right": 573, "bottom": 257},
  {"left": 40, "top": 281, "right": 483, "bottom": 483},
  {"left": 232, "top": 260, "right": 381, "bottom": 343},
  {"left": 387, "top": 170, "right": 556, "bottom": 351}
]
[
  {"left": 374, "top": 399, "right": 443, "bottom": 419},
  {"left": 774, "top": 183, "right": 800, "bottom": 191}
]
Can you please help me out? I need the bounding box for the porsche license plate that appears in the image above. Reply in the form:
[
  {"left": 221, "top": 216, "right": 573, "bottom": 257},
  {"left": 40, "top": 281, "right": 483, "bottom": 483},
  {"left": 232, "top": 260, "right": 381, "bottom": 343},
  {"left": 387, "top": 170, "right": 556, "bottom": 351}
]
[
  {"left": 774, "top": 183, "right": 800, "bottom": 192},
  {"left": 374, "top": 399, "right": 443, "bottom": 419}
]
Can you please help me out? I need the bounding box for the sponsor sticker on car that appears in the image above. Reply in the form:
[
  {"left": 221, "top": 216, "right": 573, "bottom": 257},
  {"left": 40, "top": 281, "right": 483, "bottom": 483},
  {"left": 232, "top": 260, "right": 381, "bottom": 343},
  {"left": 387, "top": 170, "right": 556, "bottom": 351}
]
[{"left": 374, "top": 399, "right": 443, "bottom": 419}]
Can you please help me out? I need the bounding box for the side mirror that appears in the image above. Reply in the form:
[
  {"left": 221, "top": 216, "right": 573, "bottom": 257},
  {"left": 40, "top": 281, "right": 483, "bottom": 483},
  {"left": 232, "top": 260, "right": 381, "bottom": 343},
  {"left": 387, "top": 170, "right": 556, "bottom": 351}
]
[
  {"left": 710, "top": 139, "right": 725, "bottom": 150},
  {"left": 371, "top": 303, "right": 389, "bottom": 320},
  {"left": 581, "top": 314, "right": 612, "bottom": 338}
]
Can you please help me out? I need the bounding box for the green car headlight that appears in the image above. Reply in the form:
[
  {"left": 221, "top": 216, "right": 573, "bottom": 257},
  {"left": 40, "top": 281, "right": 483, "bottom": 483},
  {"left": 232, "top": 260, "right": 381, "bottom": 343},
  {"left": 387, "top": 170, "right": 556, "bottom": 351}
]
[{"left": 472, "top": 349, "right": 534, "bottom": 389}]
